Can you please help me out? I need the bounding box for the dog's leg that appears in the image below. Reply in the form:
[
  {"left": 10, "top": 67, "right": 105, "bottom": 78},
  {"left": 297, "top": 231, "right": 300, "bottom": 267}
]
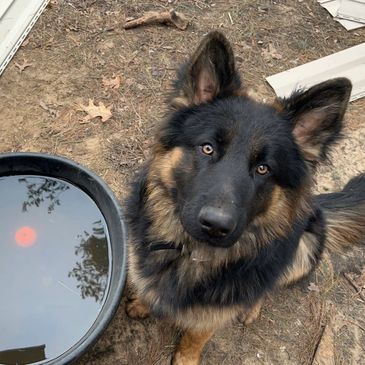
[
  {"left": 172, "top": 328, "right": 215, "bottom": 365},
  {"left": 237, "top": 297, "right": 264, "bottom": 325},
  {"left": 126, "top": 294, "right": 151, "bottom": 319},
  {"left": 243, "top": 297, "right": 264, "bottom": 325}
]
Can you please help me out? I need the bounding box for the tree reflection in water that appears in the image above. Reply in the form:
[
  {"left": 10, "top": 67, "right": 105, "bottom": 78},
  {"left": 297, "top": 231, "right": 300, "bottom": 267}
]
[
  {"left": 19, "top": 177, "right": 69, "bottom": 214},
  {"left": 18, "top": 176, "right": 109, "bottom": 303},
  {"left": 69, "top": 220, "right": 109, "bottom": 303}
]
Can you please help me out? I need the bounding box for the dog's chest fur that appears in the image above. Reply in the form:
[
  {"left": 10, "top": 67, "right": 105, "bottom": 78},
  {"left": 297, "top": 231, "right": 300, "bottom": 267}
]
[{"left": 128, "top": 214, "right": 308, "bottom": 313}]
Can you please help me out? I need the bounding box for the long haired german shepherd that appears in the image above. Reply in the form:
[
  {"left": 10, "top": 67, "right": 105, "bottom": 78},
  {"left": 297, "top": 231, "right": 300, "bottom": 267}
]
[{"left": 125, "top": 31, "right": 365, "bottom": 365}]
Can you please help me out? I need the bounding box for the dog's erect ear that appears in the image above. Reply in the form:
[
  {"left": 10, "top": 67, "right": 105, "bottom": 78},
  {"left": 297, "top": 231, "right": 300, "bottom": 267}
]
[
  {"left": 281, "top": 78, "right": 352, "bottom": 165},
  {"left": 172, "top": 31, "right": 241, "bottom": 107}
]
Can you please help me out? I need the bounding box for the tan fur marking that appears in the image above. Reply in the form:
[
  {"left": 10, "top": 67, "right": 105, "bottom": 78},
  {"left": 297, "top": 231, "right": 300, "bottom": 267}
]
[
  {"left": 250, "top": 185, "right": 312, "bottom": 246},
  {"left": 171, "top": 303, "right": 244, "bottom": 333},
  {"left": 145, "top": 182, "right": 189, "bottom": 244},
  {"left": 272, "top": 98, "right": 284, "bottom": 112},
  {"left": 279, "top": 231, "right": 318, "bottom": 286},
  {"left": 324, "top": 208, "right": 365, "bottom": 253},
  {"left": 232, "top": 88, "right": 248, "bottom": 98},
  {"left": 152, "top": 147, "right": 184, "bottom": 189},
  {"left": 171, "top": 95, "right": 190, "bottom": 109},
  {"left": 126, "top": 297, "right": 151, "bottom": 319},
  {"left": 128, "top": 243, "right": 161, "bottom": 305},
  {"left": 243, "top": 297, "right": 264, "bottom": 325},
  {"left": 145, "top": 146, "right": 192, "bottom": 245},
  {"left": 172, "top": 328, "right": 215, "bottom": 365},
  {"left": 300, "top": 143, "right": 322, "bottom": 162}
]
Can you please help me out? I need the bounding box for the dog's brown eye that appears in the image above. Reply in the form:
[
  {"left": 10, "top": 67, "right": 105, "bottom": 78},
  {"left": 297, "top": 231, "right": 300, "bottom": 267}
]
[
  {"left": 256, "top": 164, "right": 269, "bottom": 175},
  {"left": 201, "top": 143, "right": 214, "bottom": 156}
]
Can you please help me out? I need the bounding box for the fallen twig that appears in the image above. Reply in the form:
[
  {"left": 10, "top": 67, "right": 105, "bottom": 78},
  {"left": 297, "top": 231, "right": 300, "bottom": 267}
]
[
  {"left": 343, "top": 272, "right": 365, "bottom": 302},
  {"left": 124, "top": 9, "right": 188, "bottom": 31}
]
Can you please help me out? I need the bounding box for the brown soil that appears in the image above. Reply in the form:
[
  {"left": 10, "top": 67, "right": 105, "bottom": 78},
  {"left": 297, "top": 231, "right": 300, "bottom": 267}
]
[{"left": 1, "top": 1, "right": 364, "bottom": 364}]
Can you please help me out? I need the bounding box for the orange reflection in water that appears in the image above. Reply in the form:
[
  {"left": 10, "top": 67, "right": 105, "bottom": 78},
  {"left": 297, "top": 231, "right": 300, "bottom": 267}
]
[{"left": 15, "top": 226, "right": 37, "bottom": 247}]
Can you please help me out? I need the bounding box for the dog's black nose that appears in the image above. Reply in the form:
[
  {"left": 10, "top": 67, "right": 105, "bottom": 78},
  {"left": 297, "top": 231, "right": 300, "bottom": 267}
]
[{"left": 198, "top": 206, "right": 237, "bottom": 237}]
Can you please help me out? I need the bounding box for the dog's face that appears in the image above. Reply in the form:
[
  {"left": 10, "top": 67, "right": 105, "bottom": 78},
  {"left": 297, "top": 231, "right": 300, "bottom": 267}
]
[{"left": 155, "top": 32, "right": 352, "bottom": 248}]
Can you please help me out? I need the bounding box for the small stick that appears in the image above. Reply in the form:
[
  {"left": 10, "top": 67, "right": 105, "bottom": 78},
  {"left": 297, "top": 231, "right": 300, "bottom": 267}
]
[
  {"left": 124, "top": 9, "right": 188, "bottom": 31},
  {"left": 343, "top": 272, "right": 365, "bottom": 302}
]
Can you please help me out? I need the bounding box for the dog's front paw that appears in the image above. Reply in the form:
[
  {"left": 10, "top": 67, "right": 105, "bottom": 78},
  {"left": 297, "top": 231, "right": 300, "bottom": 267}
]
[
  {"left": 243, "top": 305, "right": 261, "bottom": 325},
  {"left": 126, "top": 297, "right": 150, "bottom": 319},
  {"left": 172, "top": 351, "right": 200, "bottom": 365},
  {"left": 238, "top": 298, "right": 263, "bottom": 325}
]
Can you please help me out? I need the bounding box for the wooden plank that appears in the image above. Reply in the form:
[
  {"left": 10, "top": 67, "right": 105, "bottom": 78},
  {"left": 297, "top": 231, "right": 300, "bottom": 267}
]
[
  {"left": 0, "top": 0, "right": 49, "bottom": 76},
  {"left": 266, "top": 43, "right": 365, "bottom": 102}
]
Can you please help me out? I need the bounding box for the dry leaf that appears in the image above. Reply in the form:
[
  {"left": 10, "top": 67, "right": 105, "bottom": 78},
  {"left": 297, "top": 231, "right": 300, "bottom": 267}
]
[
  {"left": 262, "top": 44, "right": 282, "bottom": 61},
  {"left": 79, "top": 99, "right": 112, "bottom": 122},
  {"left": 15, "top": 59, "right": 33, "bottom": 72},
  {"left": 102, "top": 75, "right": 121, "bottom": 90}
]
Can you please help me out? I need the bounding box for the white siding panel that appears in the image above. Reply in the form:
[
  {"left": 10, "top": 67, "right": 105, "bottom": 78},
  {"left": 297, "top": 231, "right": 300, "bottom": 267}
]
[
  {"left": 266, "top": 43, "right": 365, "bottom": 102},
  {"left": 0, "top": 0, "right": 49, "bottom": 75}
]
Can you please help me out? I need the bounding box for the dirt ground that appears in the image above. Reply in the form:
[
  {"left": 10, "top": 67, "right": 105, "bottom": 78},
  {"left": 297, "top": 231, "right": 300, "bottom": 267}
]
[{"left": 1, "top": 0, "right": 365, "bottom": 364}]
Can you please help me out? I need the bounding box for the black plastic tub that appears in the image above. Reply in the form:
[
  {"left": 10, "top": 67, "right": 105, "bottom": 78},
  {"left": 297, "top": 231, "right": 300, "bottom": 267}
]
[{"left": 0, "top": 153, "right": 127, "bottom": 365}]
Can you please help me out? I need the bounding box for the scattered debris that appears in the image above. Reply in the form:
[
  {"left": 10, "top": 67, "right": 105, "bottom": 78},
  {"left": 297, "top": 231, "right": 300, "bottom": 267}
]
[
  {"left": 39, "top": 100, "right": 59, "bottom": 118},
  {"left": 102, "top": 75, "right": 121, "bottom": 90},
  {"left": 15, "top": 58, "right": 33, "bottom": 72},
  {"left": 124, "top": 9, "right": 188, "bottom": 31},
  {"left": 262, "top": 43, "right": 282, "bottom": 61},
  {"left": 266, "top": 42, "right": 365, "bottom": 102},
  {"left": 317, "top": 0, "right": 365, "bottom": 30},
  {"left": 343, "top": 272, "right": 365, "bottom": 302},
  {"left": 79, "top": 99, "right": 112, "bottom": 123}
]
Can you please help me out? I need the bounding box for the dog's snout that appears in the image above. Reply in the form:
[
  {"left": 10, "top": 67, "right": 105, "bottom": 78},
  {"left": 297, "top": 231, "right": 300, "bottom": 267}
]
[{"left": 198, "top": 206, "right": 237, "bottom": 237}]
